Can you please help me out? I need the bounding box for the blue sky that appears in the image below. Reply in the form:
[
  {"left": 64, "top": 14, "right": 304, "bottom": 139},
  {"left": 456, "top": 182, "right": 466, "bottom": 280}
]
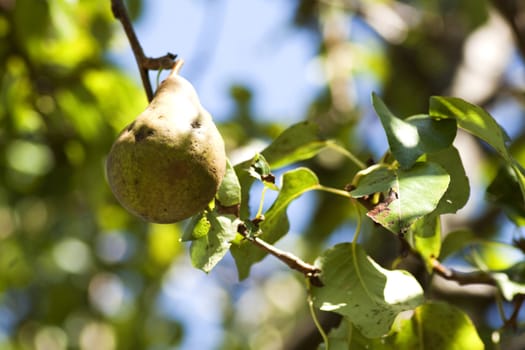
[{"left": 115, "top": 0, "right": 320, "bottom": 124}]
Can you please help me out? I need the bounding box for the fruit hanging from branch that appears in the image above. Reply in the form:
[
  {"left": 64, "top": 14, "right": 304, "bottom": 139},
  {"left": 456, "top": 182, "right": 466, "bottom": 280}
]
[{"left": 106, "top": 60, "right": 227, "bottom": 223}]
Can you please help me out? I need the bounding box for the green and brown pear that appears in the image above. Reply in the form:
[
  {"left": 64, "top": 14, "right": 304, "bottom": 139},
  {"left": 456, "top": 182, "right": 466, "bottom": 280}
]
[{"left": 106, "top": 60, "right": 226, "bottom": 223}]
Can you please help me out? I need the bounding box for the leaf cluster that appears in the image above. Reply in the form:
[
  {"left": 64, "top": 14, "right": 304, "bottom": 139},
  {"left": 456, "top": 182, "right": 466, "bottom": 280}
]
[{"left": 185, "top": 94, "right": 525, "bottom": 348}]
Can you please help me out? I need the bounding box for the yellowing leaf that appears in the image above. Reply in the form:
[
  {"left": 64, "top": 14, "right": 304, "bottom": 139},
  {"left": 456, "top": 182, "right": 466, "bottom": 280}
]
[{"left": 387, "top": 302, "right": 484, "bottom": 350}]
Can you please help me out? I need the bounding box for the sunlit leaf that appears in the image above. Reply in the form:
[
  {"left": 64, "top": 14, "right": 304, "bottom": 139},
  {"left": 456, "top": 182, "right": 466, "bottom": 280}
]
[
  {"left": 234, "top": 121, "right": 328, "bottom": 174},
  {"left": 372, "top": 93, "right": 456, "bottom": 169},
  {"left": 261, "top": 121, "right": 328, "bottom": 169},
  {"left": 411, "top": 215, "right": 441, "bottom": 271},
  {"left": 234, "top": 122, "right": 328, "bottom": 217},
  {"left": 312, "top": 243, "right": 424, "bottom": 338},
  {"left": 385, "top": 302, "right": 484, "bottom": 350},
  {"left": 407, "top": 114, "right": 457, "bottom": 152},
  {"left": 232, "top": 167, "right": 320, "bottom": 279},
  {"left": 441, "top": 237, "right": 525, "bottom": 292},
  {"left": 492, "top": 271, "right": 525, "bottom": 301},
  {"left": 466, "top": 241, "right": 524, "bottom": 271},
  {"left": 429, "top": 96, "right": 511, "bottom": 161},
  {"left": 351, "top": 162, "right": 450, "bottom": 235},
  {"left": 430, "top": 97, "right": 525, "bottom": 207}
]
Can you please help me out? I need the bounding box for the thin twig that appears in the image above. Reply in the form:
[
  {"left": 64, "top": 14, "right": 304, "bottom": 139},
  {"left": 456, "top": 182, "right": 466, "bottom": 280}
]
[
  {"left": 110, "top": 0, "right": 176, "bottom": 101},
  {"left": 238, "top": 224, "right": 322, "bottom": 286},
  {"left": 432, "top": 257, "right": 525, "bottom": 331},
  {"left": 431, "top": 257, "right": 497, "bottom": 286},
  {"left": 504, "top": 295, "right": 525, "bottom": 330}
]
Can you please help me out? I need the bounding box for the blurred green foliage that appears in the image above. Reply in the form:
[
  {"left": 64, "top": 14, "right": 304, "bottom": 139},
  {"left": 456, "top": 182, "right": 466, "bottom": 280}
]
[{"left": 0, "top": 0, "right": 184, "bottom": 349}]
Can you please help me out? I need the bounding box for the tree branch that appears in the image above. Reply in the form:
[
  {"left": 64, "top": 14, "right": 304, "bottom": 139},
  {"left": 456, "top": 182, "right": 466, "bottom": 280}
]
[
  {"left": 491, "top": 0, "right": 525, "bottom": 63},
  {"left": 431, "top": 257, "right": 497, "bottom": 286},
  {"left": 110, "top": 0, "right": 177, "bottom": 101},
  {"left": 238, "top": 224, "right": 322, "bottom": 286},
  {"left": 431, "top": 257, "right": 525, "bottom": 331}
]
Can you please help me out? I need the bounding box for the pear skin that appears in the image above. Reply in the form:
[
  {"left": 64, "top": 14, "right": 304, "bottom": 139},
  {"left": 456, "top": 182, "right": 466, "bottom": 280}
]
[{"left": 106, "top": 61, "right": 226, "bottom": 223}]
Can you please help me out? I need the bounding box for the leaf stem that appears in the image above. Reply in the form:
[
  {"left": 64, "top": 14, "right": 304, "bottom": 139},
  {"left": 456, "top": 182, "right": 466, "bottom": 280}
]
[
  {"left": 156, "top": 68, "right": 164, "bottom": 91},
  {"left": 495, "top": 292, "right": 507, "bottom": 325},
  {"left": 255, "top": 187, "right": 268, "bottom": 219},
  {"left": 318, "top": 185, "right": 353, "bottom": 199},
  {"left": 352, "top": 201, "right": 362, "bottom": 245},
  {"left": 306, "top": 279, "right": 329, "bottom": 350},
  {"left": 110, "top": 0, "right": 177, "bottom": 101}
]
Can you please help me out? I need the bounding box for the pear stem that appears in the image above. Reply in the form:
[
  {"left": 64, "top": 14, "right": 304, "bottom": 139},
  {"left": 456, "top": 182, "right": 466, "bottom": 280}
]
[
  {"left": 168, "top": 59, "right": 185, "bottom": 80},
  {"left": 111, "top": 0, "right": 178, "bottom": 102}
]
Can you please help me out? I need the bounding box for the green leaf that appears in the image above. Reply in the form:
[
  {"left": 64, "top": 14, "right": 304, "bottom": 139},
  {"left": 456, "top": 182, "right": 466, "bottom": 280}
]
[
  {"left": 492, "top": 271, "right": 525, "bottom": 301},
  {"left": 234, "top": 121, "right": 330, "bottom": 218},
  {"left": 406, "top": 114, "right": 457, "bottom": 153},
  {"left": 246, "top": 153, "right": 278, "bottom": 190},
  {"left": 351, "top": 162, "right": 450, "bottom": 235},
  {"left": 181, "top": 212, "right": 211, "bottom": 242},
  {"left": 372, "top": 93, "right": 456, "bottom": 169},
  {"left": 319, "top": 318, "right": 387, "bottom": 350},
  {"left": 511, "top": 162, "right": 525, "bottom": 209},
  {"left": 189, "top": 212, "right": 238, "bottom": 273},
  {"left": 429, "top": 96, "right": 511, "bottom": 161},
  {"left": 231, "top": 167, "right": 321, "bottom": 279},
  {"left": 349, "top": 164, "right": 394, "bottom": 197},
  {"left": 247, "top": 153, "right": 272, "bottom": 180},
  {"left": 439, "top": 230, "right": 475, "bottom": 261},
  {"left": 491, "top": 260, "right": 525, "bottom": 300},
  {"left": 487, "top": 164, "right": 525, "bottom": 226},
  {"left": 234, "top": 121, "right": 328, "bottom": 174},
  {"left": 385, "top": 302, "right": 484, "bottom": 350},
  {"left": 312, "top": 243, "right": 424, "bottom": 338},
  {"left": 407, "top": 147, "right": 468, "bottom": 267},
  {"left": 261, "top": 121, "right": 328, "bottom": 169},
  {"left": 216, "top": 159, "right": 242, "bottom": 207},
  {"left": 411, "top": 215, "right": 442, "bottom": 271},
  {"left": 441, "top": 237, "right": 525, "bottom": 282},
  {"left": 466, "top": 241, "right": 524, "bottom": 271},
  {"left": 426, "top": 146, "right": 469, "bottom": 215},
  {"left": 429, "top": 96, "right": 525, "bottom": 208}
]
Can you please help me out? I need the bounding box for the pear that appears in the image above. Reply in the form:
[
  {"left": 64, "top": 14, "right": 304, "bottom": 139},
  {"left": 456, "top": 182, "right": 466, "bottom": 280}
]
[{"left": 106, "top": 60, "right": 226, "bottom": 223}]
